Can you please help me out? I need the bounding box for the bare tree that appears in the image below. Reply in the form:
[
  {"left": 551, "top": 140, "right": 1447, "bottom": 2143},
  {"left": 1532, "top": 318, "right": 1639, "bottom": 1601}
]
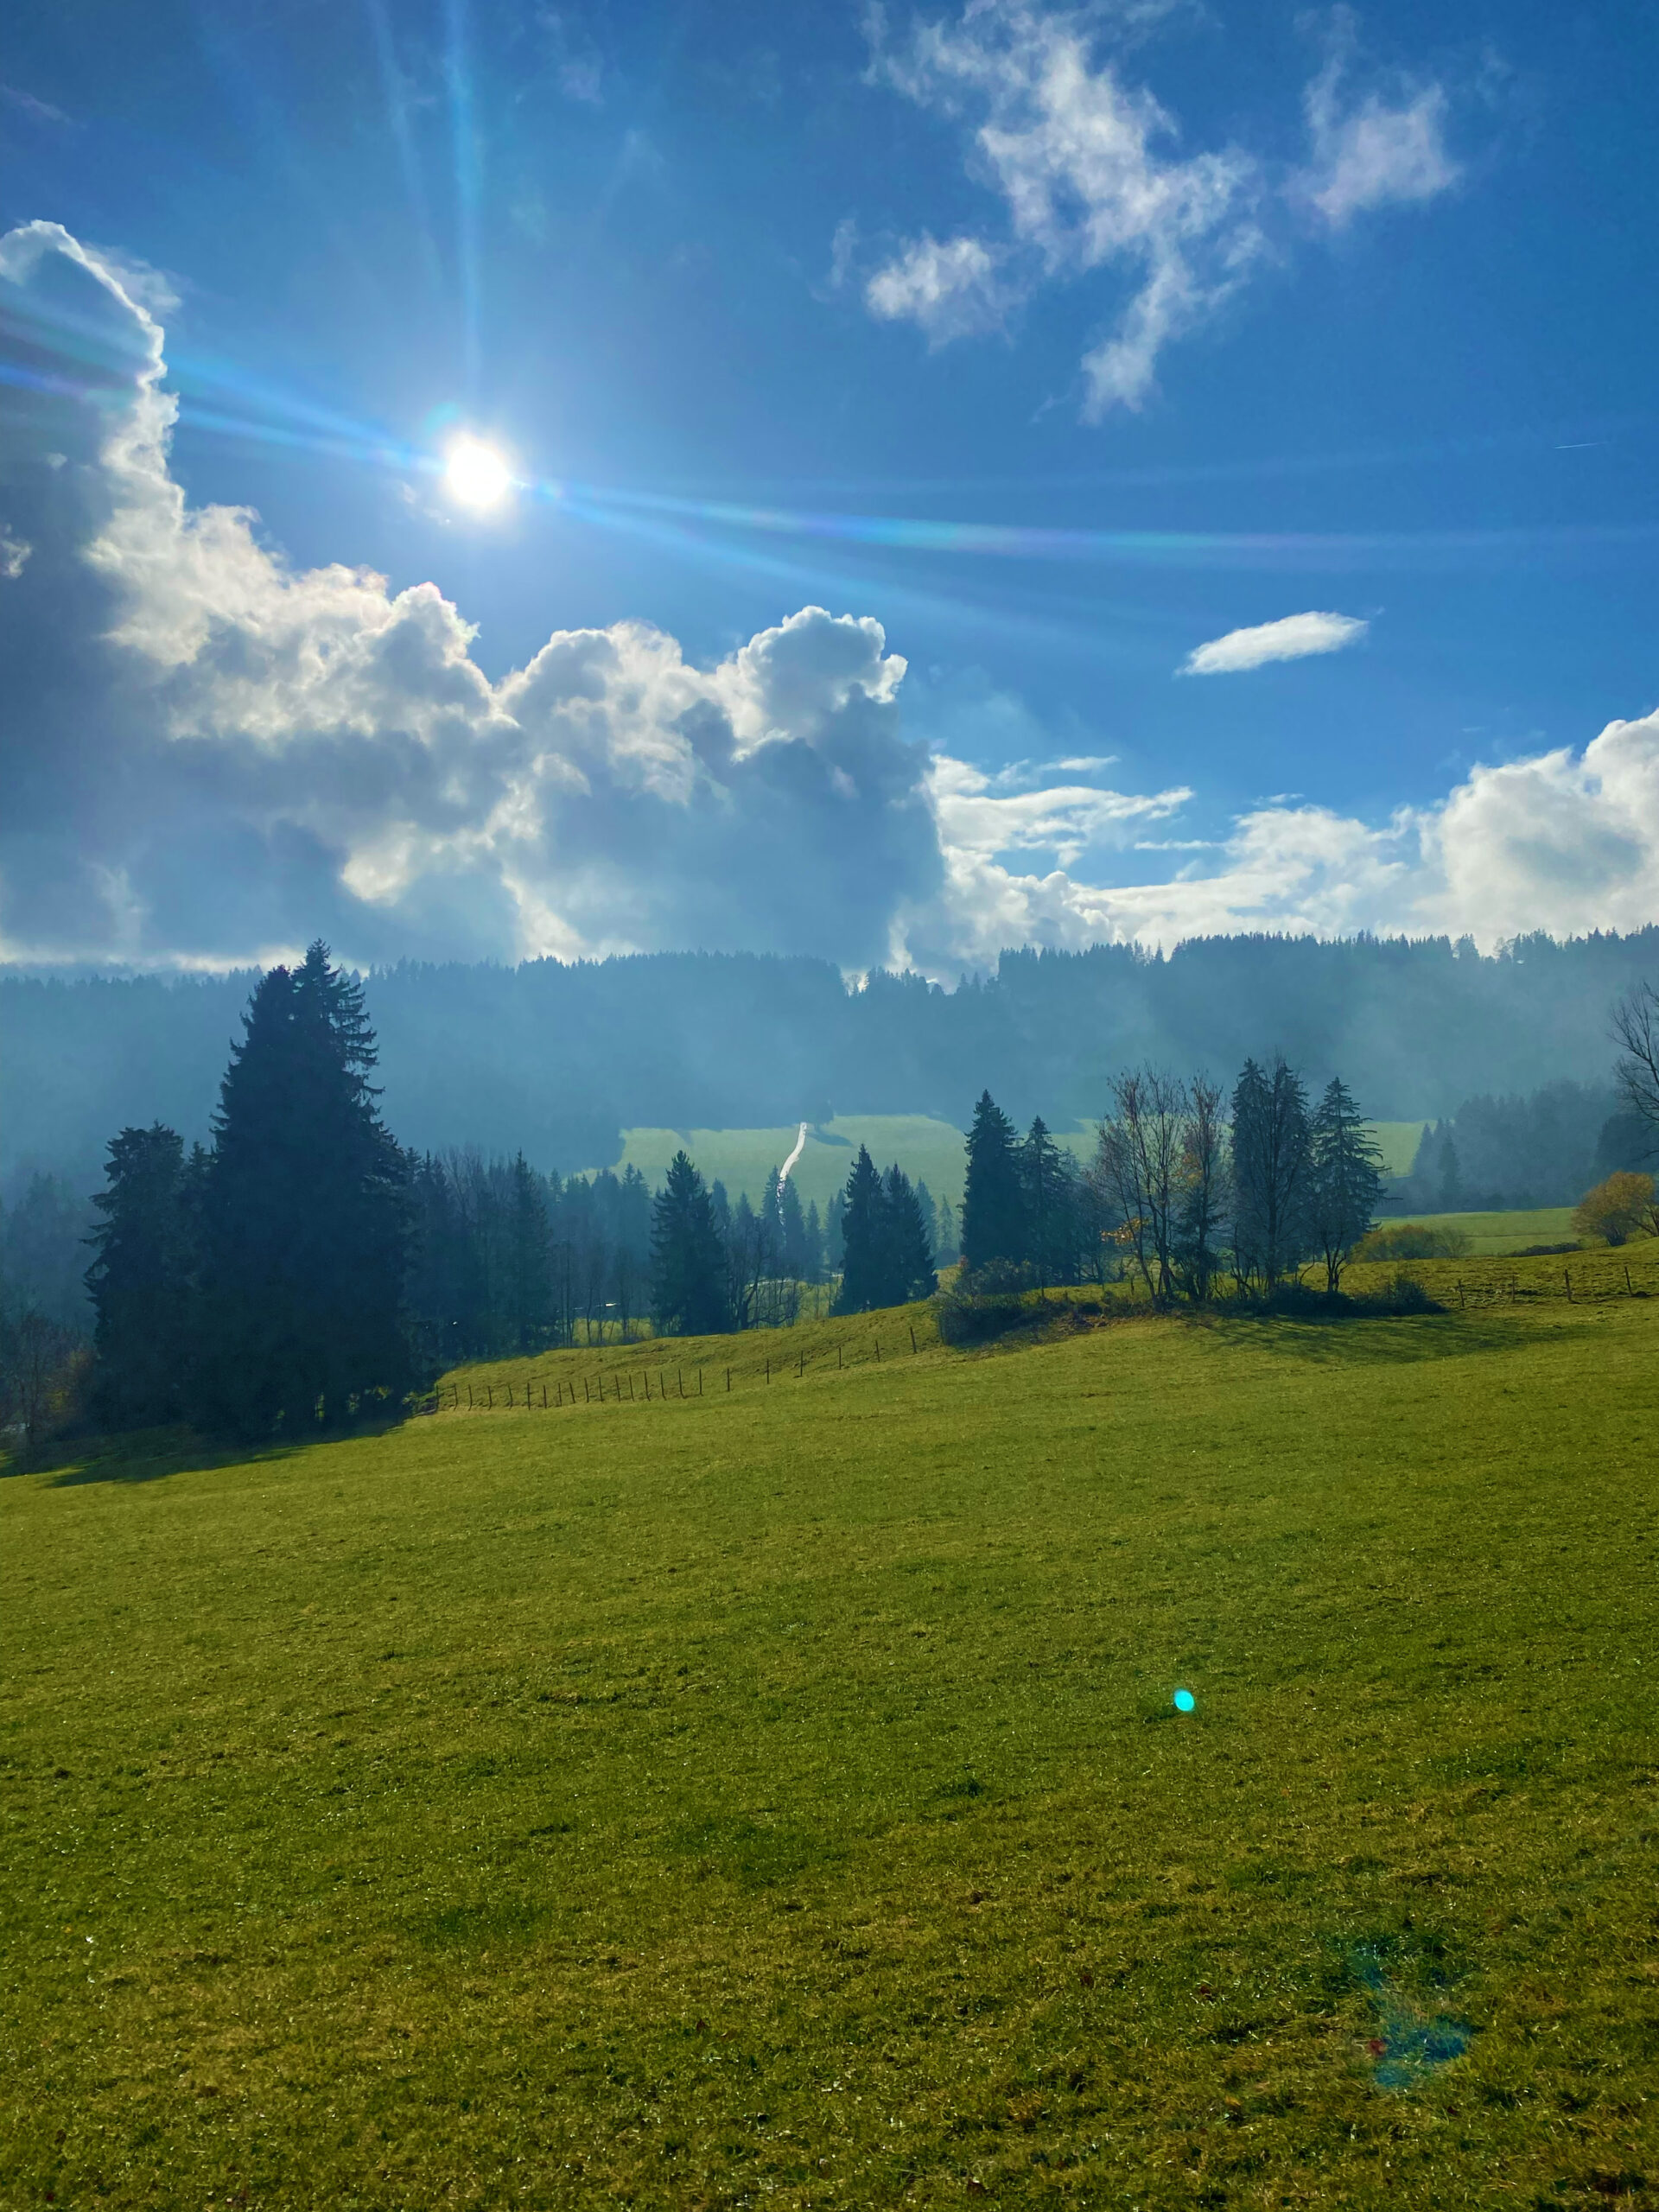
[
  {"left": 1090, "top": 1070, "right": 1188, "bottom": 1301},
  {"left": 1613, "top": 983, "right": 1659, "bottom": 1141},
  {"left": 0, "top": 1309, "right": 84, "bottom": 1461},
  {"left": 1173, "top": 1076, "right": 1230, "bottom": 1300}
]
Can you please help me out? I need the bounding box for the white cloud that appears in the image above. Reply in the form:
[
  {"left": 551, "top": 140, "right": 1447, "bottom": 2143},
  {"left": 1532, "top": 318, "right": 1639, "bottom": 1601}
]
[
  {"left": 855, "top": 2, "right": 1463, "bottom": 413},
  {"left": 865, "top": 2, "right": 1262, "bottom": 411},
  {"left": 1300, "top": 41, "right": 1459, "bottom": 226},
  {"left": 1179, "top": 609, "right": 1369, "bottom": 676},
  {"left": 5, "top": 223, "right": 1658, "bottom": 986},
  {"left": 865, "top": 233, "right": 1010, "bottom": 344}
]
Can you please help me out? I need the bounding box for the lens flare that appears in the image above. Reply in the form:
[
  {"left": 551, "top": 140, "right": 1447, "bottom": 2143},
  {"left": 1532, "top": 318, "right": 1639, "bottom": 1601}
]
[
  {"left": 1173, "top": 1688, "right": 1196, "bottom": 1713},
  {"left": 446, "top": 437, "right": 511, "bottom": 509}
]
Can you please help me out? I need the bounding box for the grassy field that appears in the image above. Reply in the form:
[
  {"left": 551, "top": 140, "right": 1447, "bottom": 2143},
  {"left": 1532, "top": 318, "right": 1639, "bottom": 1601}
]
[
  {"left": 594, "top": 1117, "right": 1427, "bottom": 1211},
  {"left": 1371, "top": 1208, "right": 1583, "bottom": 1256},
  {"left": 597, "top": 1117, "right": 974, "bottom": 1213},
  {"left": 7, "top": 1263, "right": 1659, "bottom": 2209}
]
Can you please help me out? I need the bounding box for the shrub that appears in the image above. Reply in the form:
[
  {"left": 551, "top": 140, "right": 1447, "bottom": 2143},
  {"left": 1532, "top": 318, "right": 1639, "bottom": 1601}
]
[
  {"left": 935, "top": 1260, "right": 1042, "bottom": 1346},
  {"left": 1572, "top": 1172, "right": 1656, "bottom": 1248},
  {"left": 1353, "top": 1221, "right": 1471, "bottom": 1262}
]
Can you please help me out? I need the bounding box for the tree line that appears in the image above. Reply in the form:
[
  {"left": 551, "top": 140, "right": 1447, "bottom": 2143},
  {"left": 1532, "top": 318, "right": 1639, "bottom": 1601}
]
[
  {"left": 13, "top": 928, "right": 1659, "bottom": 1194},
  {"left": 36, "top": 948, "right": 1659, "bottom": 1449}
]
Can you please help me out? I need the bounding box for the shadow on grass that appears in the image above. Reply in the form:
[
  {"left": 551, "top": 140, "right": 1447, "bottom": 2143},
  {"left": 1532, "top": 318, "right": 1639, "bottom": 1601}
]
[
  {"left": 1210, "top": 1306, "right": 1543, "bottom": 1370},
  {"left": 10, "top": 1408, "right": 410, "bottom": 1488}
]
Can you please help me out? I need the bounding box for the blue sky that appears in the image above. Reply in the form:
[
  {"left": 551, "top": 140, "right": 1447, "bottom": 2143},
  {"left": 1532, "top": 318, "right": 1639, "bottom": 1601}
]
[{"left": 2, "top": 0, "right": 1657, "bottom": 973}]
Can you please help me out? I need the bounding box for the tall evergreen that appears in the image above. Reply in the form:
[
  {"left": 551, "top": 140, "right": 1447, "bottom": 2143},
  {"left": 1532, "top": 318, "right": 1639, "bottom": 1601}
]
[
  {"left": 1020, "top": 1116, "right": 1077, "bottom": 1287},
  {"left": 85, "top": 1122, "right": 191, "bottom": 1427},
  {"left": 881, "top": 1163, "right": 937, "bottom": 1303},
  {"left": 506, "top": 1153, "right": 552, "bottom": 1351},
  {"left": 962, "top": 1090, "right": 1025, "bottom": 1273},
  {"left": 649, "top": 1151, "right": 731, "bottom": 1336},
  {"left": 1307, "top": 1078, "right": 1384, "bottom": 1292},
  {"left": 192, "top": 943, "right": 411, "bottom": 1434},
  {"left": 833, "top": 1147, "right": 888, "bottom": 1313},
  {"left": 1230, "top": 1056, "right": 1312, "bottom": 1290}
]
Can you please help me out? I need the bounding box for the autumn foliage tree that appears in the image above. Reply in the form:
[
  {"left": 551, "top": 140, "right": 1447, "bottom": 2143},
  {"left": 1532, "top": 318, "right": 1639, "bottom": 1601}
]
[{"left": 1573, "top": 1171, "right": 1657, "bottom": 1247}]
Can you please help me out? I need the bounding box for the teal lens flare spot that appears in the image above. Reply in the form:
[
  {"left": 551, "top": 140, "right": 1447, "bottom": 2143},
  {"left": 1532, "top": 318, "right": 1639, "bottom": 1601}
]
[{"left": 1173, "top": 1688, "right": 1196, "bottom": 1713}]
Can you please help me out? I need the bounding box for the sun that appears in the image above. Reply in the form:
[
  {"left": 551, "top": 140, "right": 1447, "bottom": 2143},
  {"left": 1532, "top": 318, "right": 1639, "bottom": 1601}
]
[{"left": 444, "top": 437, "right": 512, "bottom": 510}]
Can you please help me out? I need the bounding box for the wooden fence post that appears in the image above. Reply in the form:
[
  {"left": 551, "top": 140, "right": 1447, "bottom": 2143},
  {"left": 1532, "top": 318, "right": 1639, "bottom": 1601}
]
[
  {"left": 910, "top": 1325, "right": 918, "bottom": 1353},
  {"left": 726, "top": 1368, "right": 731, "bottom": 1391},
  {"left": 1565, "top": 1268, "right": 1573, "bottom": 1302},
  {"left": 1627, "top": 1264, "right": 1635, "bottom": 1296},
  {"left": 874, "top": 1340, "right": 880, "bottom": 1361}
]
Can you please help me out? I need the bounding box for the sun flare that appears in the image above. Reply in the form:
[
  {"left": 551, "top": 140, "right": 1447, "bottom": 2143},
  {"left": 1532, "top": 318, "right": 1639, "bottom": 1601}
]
[{"left": 444, "top": 437, "right": 512, "bottom": 510}]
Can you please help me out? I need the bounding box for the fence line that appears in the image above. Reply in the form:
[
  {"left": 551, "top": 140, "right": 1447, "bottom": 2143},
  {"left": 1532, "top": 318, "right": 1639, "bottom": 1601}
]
[{"left": 428, "top": 1331, "right": 924, "bottom": 1416}]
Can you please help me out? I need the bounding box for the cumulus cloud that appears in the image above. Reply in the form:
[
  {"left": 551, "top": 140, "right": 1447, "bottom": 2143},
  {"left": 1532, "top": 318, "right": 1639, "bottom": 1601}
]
[
  {"left": 1299, "top": 35, "right": 1460, "bottom": 226},
  {"left": 0, "top": 224, "right": 937, "bottom": 973},
  {"left": 3, "top": 222, "right": 1657, "bottom": 985},
  {"left": 854, "top": 2, "right": 1463, "bottom": 412},
  {"left": 865, "top": 233, "right": 1010, "bottom": 344},
  {"left": 1179, "top": 610, "right": 1369, "bottom": 676}
]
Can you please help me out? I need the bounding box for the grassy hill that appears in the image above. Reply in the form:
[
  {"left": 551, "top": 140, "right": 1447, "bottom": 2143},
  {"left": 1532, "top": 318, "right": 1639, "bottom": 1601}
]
[
  {"left": 594, "top": 1116, "right": 1428, "bottom": 1211},
  {"left": 7, "top": 1266, "right": 1659, "bottom": 2206},
  {"left": 599, "top": 1116, "right": 973, "bottom": 1213}
]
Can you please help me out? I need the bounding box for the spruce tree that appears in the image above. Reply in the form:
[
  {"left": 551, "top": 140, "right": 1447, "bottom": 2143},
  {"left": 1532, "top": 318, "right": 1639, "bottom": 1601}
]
[
  {"left": 882, "top": 1163, "right": 937, "bottom": 1303},
  {"left": 962, "top": 1090, "right": 1025, "bottom": 1274},
  {"left": 1230, "top": 1056, "right": 1312, "bottom": 1291},
  {"left": 85, "top": 1122, "right": 191, "bottom": 1427},
  {"left": 1020, "top": 1116, "right": 1075, "bottom": 1288},
  {"left": 506, "top": 1154, "right": 552, "bottom": 1351},
  {"left": 833, "top": 1147, "right": 888, "bottom": 1313},
  {"left": 649, "top": 1152, "right": 731, "bottom": 1336},
  {"left": 192, "top": 943, "right": 411, "bottom": 1435},
  {"left": 1307, "top": 1077, "right": 1384, "bottom": 1292}
]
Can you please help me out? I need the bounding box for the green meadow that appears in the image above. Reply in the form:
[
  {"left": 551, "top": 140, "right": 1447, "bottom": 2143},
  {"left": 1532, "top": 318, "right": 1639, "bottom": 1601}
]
[
  {"left": 597, "top": 1118, "right": 976, "bottom": 1214},
  {"left": 594, "top": 1117, "right": 1427, "bottom": 1213},
  {"left": 6, "top": 1260, "right": 1659, "bottom": 2209}
]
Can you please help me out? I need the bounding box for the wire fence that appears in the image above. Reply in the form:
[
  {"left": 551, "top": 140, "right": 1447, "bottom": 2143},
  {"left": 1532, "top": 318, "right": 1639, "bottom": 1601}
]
[{"left": 424, "top": 1325, "right": 925, "bottom": 1416}]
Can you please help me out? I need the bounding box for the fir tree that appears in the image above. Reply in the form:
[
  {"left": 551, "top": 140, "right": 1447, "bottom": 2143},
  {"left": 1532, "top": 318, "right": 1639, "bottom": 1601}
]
[
  {"left": 191, "top": 944, "right": 411, "bottom": 1435},
  {"left": 882, "top": 1163, "right": 937, "bottom": 1302},
  {"left": 85, "top": 1123, "right": 191, "bottom": 1427},
  {"left": 1020, "top": 1116, "right": 1076, "bottom": 1288},
  {"left": 962, "top": 1090, "right": 1025, "bottom": 1274},
  {"left": 506, "top": 1154, "right": 551, "bottom": 1351},
  {"left": 833, "top": 1147, "right": 888, "bottom": 1313},
  {"left": 1307, "top": 1078, "right": 1385, "bottom": 1292},
  {"left": 649, "top": 1151, "right": 731, "bottom": 1336},
  {"left": 1230, "top": 1056, "right": 1312, "bottom": 1291}
]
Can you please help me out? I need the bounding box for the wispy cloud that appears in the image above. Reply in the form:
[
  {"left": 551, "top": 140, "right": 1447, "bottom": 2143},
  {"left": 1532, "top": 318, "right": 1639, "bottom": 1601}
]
[
  {"left": 1298, "top": 17, "right": 1460, "bottom": 226},
  {"left": 851, "top": 2, "right": 1465, "bottom": 415},
  {"left": 1179, "top": 610, "right": 1369, "bottom": 676}
]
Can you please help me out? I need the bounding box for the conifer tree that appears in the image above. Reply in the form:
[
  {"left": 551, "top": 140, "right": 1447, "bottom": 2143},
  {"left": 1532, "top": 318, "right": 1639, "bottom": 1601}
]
[
  {"left": 962, "top": 1090, "right": 1025, "bottom": 1274},
  {"left": 1307, "top": 1077, "right": 1384, "bottom": 1292},
  {"left": 85, "top": 1122, "right": 191, "bottom": 1427},
  {"left": 881, "top": 1163, "right": 937, "bottom": 1302},
  {"left": 1230, "top": 1056, "right": 1312, "bottom": 1291},
  {"left": 1020, "top": 1116, "right": 1075, "bottom": 1288},
  {"left": 506, "top": 1154, "right": 552, "bottom": 1350},
  {"left": 191, "top": 943, "right": 411, "bottom": 1435},
  {"left": 833, "top": 1147, "right": 888, "bottom": 1313},
  {"left": 649, "top": 1151, "right": 731, "bottom": 1336}
]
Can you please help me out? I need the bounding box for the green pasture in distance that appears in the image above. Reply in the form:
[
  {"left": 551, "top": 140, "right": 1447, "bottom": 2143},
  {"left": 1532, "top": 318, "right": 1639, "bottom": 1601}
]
[
  {"left": 7, "top": 1264, "right": 1659, "bottom": 2207},
  {"left": 601, "top": 1115, "right": 972, "bottom": 1211},
  {"left": 598, "top": 1116, "right": 1426, "bottom": 1210},
  {"left": 1370, "top": 1119, "right": 1429, "bottom": 1178},
  {"left": 1377, "top": 1205, "right": 1583, "bottom": 1255}
]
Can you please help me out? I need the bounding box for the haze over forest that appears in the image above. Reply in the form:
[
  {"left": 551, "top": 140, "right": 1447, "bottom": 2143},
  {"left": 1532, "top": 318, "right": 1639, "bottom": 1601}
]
[{"left": 5, "top": 929, "right": 1655, "bottom": 1190}]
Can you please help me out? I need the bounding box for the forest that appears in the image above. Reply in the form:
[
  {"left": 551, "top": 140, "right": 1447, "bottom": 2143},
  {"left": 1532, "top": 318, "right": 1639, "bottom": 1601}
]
[{"left": 7, "top": 928, "right": 1659, "bottom": 1192}]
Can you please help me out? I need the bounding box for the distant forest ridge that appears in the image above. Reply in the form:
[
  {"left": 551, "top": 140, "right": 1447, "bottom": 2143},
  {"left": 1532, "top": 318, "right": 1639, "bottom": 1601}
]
[{"left": 5, "top": 928, "right": 1658, "bottom": 1185}]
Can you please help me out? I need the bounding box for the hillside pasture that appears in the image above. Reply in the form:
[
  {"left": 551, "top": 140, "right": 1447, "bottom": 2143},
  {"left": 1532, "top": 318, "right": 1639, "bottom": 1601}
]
[{"left": 5, "top": 1283, "right": 1659, "bottom": 2208}]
